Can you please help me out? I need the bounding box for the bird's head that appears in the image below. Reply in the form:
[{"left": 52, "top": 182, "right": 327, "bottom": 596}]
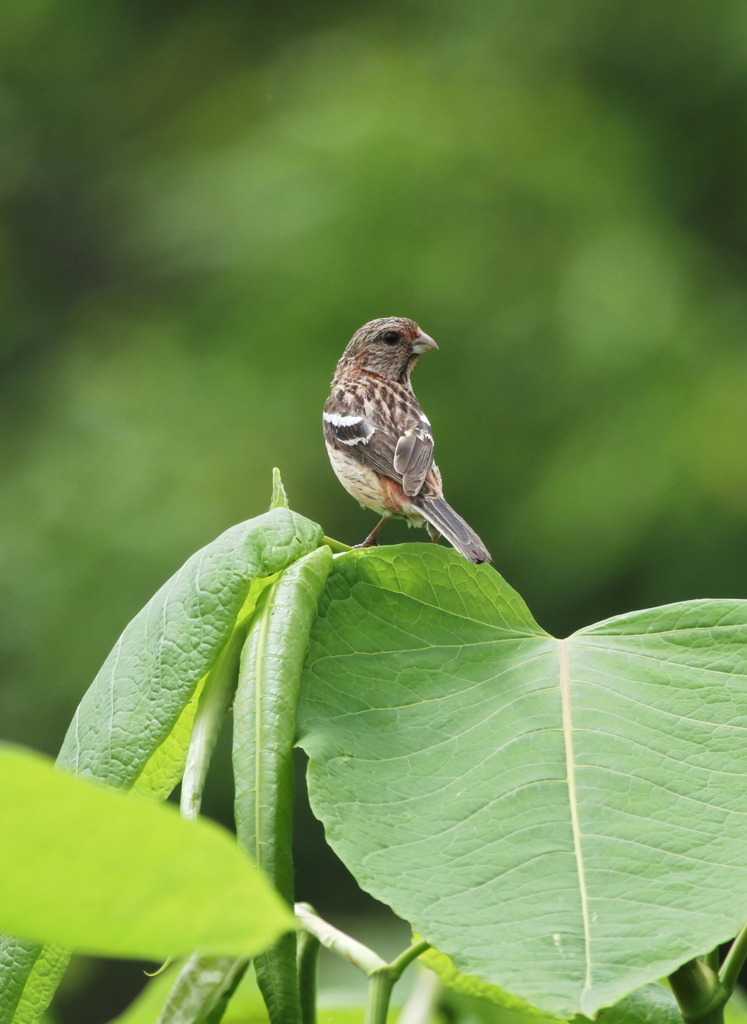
[{"left": 334, "top": 317, "right": 438, "bottom": 385}]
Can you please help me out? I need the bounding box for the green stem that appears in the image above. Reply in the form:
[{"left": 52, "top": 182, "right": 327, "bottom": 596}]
[
  {"left": 721, "top": 925, "right": 747, "bottom": 996},
  {"left": 297, "top": 927, "right": 320, "bottom": 1024},
  {"left": 669, "top": 958, "right": 727, "bottom": 1024},
  {"left": 293, "top": 906, "right": 430, "bottom": 1024},
  {"left": 364, "top": 970, "right": 396, "bottom": 1024},
  {"left": 294, "top": 903, "right": 385, "bottom": 974},
  {"left": 387, "top": 941, "right": 432, "bottom": 982},
  {"left": 322, "top": 535, "right": 352, "bottom": 553},
  {"left": 703, "top": 947, "right": 720, "bottom": 973},
  {"left": 361, "top": 944, "right": 431, "bottom": 1024}
]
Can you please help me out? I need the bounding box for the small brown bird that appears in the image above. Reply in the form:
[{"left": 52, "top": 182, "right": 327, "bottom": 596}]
[{"left": 323, "top": 317, "right": 491, "bottom": 564}]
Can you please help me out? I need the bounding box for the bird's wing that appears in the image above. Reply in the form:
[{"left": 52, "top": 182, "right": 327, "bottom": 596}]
[
  {"left": 324, "top": 381, "right": 435, "bottom": 496},
  {"left": 392, "top": 428, "right": 434, "bottom": 496}
]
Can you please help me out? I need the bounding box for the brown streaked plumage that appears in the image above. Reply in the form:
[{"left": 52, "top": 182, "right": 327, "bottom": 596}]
[{"left": 323, "top": 317, "right": 491, "bottom": 564}]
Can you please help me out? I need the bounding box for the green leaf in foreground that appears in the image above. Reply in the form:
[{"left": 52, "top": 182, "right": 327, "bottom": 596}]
[
  {"left": 0, "top": 745, "right": 294, "bottom": 960},
  {"left": 298, "top": 546, "right": 747, "bottom": 1019}
]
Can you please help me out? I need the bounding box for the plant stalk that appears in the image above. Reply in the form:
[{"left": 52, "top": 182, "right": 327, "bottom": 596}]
[
  {"left": 322, "top": 535, "right": 352, "bottom": 553},
  {"left": 364, "top": 970, "right": 396, "bottom": 1024},
  {"left": 294, "top": 903, "right": 386, "bottom": 974},
  {"left": 362, "top": 940, "right": 432, "bottom": 1024},
  {"left": 297, "top": 927, "right": 320, "bottom": 1024},
  {"left": 294, "top": 906, "right": 430, "bottom": 1024},
  {"left": 293, "top": 909, "right": 428, "bottom": 1019},
  {"left": 703, "top": 946, "right": 720, "bottom": 973},
  {"left": 669, "top": 958, "right": 727, "bottom": 1024},
  {"left": 721, "top": 924, "right": 747, "bottom": 996},
  {"left": 387, "top": 940, "right": 432, "bottom": 980}
]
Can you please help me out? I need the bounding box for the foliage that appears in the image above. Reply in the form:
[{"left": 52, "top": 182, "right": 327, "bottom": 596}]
[
  {"left": 0, "top": 746, "right": 292, "bottom": 960},
  {"left": 2, "top": 486, "right": 747, "bottom": 1023},
  {"left": 4, "top": 5, "right": 747, "bottom": 1020},
  {"left": 300, "top": 549, "right": 747, "bottom": 1016},
  {"left": 5, "top": 0, "right": 747, "bottom": 769}
]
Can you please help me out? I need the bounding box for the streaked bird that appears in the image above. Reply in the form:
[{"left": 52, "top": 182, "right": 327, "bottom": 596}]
[{"left": 323, "top": 316, "right": 491, "bottom": 564}]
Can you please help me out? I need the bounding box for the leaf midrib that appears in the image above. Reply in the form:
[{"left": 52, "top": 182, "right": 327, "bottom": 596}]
[{"left": 559, "top": 638, "right": 592, "bottom": 1000}]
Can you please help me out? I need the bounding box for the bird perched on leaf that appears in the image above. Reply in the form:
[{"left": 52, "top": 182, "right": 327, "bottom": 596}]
[{"left": 323, "top": 316, "right": 491, "bottom": 564}]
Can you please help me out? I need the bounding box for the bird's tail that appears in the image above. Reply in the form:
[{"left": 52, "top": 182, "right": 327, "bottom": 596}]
[{"left": 416, "top": 496, "right": 492, "bottom": 564}]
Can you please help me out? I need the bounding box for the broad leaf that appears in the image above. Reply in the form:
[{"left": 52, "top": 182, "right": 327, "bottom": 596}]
[
  {"left": 298, "top": 546, "right": 747, "bottom": 1018},
  {"left": 0, "top": 746, "right": 293, "bottom": 960}
]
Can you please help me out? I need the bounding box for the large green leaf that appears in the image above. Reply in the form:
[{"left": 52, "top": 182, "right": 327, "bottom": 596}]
[
  {"left": 298, "top": 546, "right": 747, "bottom": 1019},
  {"left": 0, "top": 746, "right": 293, "bottom": 960}
]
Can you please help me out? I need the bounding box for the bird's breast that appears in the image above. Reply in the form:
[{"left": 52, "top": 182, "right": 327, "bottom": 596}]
[{"left": 325, "top": 443, "right": 392, "bottom": 516}]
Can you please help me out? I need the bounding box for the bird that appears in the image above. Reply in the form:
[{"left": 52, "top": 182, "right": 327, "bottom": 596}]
[{"left": 323, "top": 316, "right": 491, "bottom": 564}]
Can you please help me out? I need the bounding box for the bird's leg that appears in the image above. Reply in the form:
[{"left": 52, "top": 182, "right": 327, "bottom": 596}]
[
  {"left": 356, "top": 516, "right": 389, "bottom": 548},
  {"left": 426, "top": 523, "right": 441, "bottom": 545}
]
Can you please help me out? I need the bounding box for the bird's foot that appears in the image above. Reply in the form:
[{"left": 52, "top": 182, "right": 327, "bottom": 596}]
[{"left": 354, "top": 535, "right": 380, "bottom": 549}]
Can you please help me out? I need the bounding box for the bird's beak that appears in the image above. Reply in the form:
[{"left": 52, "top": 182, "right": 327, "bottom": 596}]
[{"left": 412, "top": 332, "right": 438, "bottom": 354}]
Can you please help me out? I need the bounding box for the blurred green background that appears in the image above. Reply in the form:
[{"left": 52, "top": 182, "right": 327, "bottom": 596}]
[{"left": 3, "top": 0, "right": 747, "bottom": 1019}]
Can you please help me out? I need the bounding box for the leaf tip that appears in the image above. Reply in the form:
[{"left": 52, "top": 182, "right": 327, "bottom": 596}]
[{"left": 269, "top": 468, "right": 289, "bottom": 510}]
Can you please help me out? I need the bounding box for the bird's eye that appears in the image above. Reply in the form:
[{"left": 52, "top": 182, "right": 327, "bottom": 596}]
[{"left": 382, "top": 330, "right": 401, "bottom": 344}]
